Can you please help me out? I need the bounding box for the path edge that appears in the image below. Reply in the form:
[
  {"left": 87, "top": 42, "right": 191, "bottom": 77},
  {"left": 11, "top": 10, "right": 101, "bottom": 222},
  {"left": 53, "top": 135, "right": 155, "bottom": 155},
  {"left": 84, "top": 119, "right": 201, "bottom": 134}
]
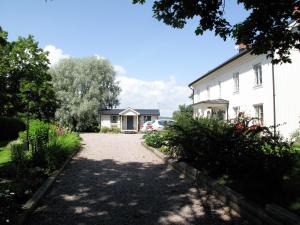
[
  {"left": 141, "top": 141, "right": 300, "bottom": 225},
  {"left": 17, "top": 147, "right": 81, "bottom": 225}
]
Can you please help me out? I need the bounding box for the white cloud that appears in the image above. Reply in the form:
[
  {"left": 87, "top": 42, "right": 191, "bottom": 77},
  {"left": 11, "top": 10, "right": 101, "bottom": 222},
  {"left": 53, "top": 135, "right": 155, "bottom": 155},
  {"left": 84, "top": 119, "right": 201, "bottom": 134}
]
[
  {"left": 113, "top": 65, "right": 127, "bottom": 75},
  {"left": 44, "top": 45, "right": 70, "bottom": 66},
  {"left": 116, "top": 75, "right": 191, "bottom": 117},
  {"left": 94, "top": 54, "right": 106, "bottom": 60}
]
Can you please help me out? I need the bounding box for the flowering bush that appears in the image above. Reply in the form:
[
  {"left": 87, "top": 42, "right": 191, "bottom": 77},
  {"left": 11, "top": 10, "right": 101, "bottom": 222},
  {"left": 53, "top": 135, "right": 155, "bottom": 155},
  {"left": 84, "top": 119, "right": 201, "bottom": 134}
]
[{"left": 162, "top": 117, "right": 296, "bottom": 200}]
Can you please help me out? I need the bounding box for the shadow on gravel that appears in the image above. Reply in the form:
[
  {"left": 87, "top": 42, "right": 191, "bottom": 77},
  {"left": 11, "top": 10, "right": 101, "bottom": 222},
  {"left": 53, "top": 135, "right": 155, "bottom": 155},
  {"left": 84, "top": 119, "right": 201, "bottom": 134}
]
[{"left": 27, "top": 157, "right": 247, "bottom": 225}]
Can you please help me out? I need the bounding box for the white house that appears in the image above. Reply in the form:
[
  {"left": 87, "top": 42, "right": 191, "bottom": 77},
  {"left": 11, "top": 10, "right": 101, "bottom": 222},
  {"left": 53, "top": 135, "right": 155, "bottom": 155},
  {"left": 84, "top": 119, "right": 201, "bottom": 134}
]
[
  {"left": 100, "top": 107, "right": 160, "bottom": 133},
  {"left": 189, "top": 47, "right": 300, "bottom": 139}
]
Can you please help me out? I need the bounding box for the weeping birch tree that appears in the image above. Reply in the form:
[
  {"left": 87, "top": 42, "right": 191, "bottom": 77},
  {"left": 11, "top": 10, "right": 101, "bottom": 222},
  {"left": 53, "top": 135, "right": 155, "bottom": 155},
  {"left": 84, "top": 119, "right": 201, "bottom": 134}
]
[{"left": 50, "top": 57, "right": 120, "bottom": 131}]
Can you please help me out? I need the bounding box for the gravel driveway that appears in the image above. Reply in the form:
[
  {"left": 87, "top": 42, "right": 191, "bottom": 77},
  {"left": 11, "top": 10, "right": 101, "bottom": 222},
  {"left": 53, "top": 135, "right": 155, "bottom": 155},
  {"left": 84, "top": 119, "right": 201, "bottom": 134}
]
[{"left": 28, "top": 133, "right": 247, "bottom": 225}]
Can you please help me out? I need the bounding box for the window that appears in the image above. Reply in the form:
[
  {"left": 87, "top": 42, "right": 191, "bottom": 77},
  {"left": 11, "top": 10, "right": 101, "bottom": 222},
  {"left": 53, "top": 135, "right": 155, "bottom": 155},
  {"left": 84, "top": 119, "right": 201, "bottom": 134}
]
[
  {"left": 254, "top": 104, "right": 264, "bottom": 125},
  {"left": 207, "top": 86, "right": 210, "bottom": 99},
  {"left": 254, "top": 64, "right": 262, "bottom": 86},
  {"left": 144, "top": 116, "right": 151, "bottom": 123},
  {"left": 233, "top": 106, "right": 240, "bottom": 118},
  {"left": 196, "top": 89, "right": 201, "bottom": 102},
  {"left": 233, "top": 72, "right": 239, "bottom": 92},
  {"left": 111, "top": 115, "right": 118, "bottom": 123},
  {"left": 218, "top": 81, "right": 222, "bottom": 98}
]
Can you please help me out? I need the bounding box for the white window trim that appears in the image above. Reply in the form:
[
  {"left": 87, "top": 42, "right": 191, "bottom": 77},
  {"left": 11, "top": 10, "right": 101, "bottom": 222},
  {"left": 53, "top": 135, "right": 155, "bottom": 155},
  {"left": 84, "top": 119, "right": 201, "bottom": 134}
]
[
  {"left": 233, "top": 72, "right": 239, "bottom": 93},
  {"left": 253, "top": 63, "right": 263, "bottom": 87},
  {"left": 253, "top": 104, "right": 264, "bottom": 125}
]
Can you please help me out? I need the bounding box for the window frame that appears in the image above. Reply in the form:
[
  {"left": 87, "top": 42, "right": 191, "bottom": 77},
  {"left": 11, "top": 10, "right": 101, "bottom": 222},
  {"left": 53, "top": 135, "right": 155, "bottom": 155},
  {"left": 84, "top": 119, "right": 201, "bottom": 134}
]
[
  {"left": 233, "top": 72, "right": 239, "bottom": 93},
  {"left": 233, "top": 106, "right": 240, "bottom": 119},
  {"left": 110, "top": 115, "right": 118, "bottom": 123},
  {"left": 143, "top": 115, "right": 151, "bottom": 123},
  {"left": 218, "top": 81, "right": 222, "bottom": 98},
  {"left": 253, "top": 64, "right": 263, "bottom": 87},
  {"left": 253, "top": 104, "right": 264, "bottom": 125},
  {"left": 207, "top": 86, "right": 210, "bottom": 100}
]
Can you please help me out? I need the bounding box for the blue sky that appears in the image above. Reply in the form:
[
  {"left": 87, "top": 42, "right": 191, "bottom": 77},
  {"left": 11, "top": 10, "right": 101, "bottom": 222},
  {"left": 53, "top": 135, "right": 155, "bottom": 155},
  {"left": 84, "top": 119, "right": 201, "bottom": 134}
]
[{"left": 1, "top": 0, "right": 247, "bottom": 116}]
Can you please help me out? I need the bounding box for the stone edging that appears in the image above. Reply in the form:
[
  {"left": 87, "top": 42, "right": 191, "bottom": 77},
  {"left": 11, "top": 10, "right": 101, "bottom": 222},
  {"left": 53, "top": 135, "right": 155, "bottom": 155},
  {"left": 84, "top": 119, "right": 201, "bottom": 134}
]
[
  {"left": 141, "top": 141, "right": 300, "bottom": 225},
  {"left": 17, "top": 147, "right": 81, "bottom": 225}
]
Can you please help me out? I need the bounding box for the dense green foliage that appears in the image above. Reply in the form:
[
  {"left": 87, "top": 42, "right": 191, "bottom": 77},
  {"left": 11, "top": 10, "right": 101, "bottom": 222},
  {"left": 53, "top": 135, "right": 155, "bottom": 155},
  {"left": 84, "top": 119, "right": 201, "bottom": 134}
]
[
  {"left": 10, "top": 143, "right": 27, "bottom": 176},
  {"left": 46, "top": 133, "right": 80, "bottom": 171},
  {"left": 18, "top": 120, "right": 80, "bottom": 171},
  {"left": 100, "top": 127, "right": 121, "bottom": 133},
  {"left": 0, "top": 27, "right": 58, "bottom": 120},
  {"left": 0, "top": 142, "right": 11, "bottom": 165},
  {"left": 133, "top": 0, "right": 300, "bottom": 64},
  {"left": 1, "top": 120, "right": 80, "bottom": 224},
  {"left": 144, "top": 115, "right": 296, "bottom": 201},
  {"left": 144, "top": 132, "right": 165, "bottom": 148},
  {"left": 172, "top": 104, "right": 193, "bottom": 123},
  {"left": 0, "top": 117, "right": 26, "bottom": 141},
  {"left": 50, "top": 57, "right": 121, "bottom": 132}
]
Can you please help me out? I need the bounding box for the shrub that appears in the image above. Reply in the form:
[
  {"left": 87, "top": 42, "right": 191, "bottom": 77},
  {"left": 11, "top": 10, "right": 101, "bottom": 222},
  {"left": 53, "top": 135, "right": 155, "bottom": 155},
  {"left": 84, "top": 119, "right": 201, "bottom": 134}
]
[
  {"left": 0, "top": 117, "right": 26, "bottom": 141},
  {"left": 46, "top": 133, "right": 80, "bottom": 171},
  {"left": 19, "top": 120, "right": 49, "bottom": 167},
  {"left": 144, "top": 132, "right": 165, "bottom": 148},
  {"left": 101, "top": 127, "right": 110, "bottom": 133},
  {"left": 100, "top": 127, "right": 121, "bottom": 133},
  {"left": 10, "top": 142, "right": 27, "bottom": 176},
  {"left": 111, "top": 127, "right": 121, "bottom": 133},
  {"left": 163, "top": 116, "right": 296, "bottom": 199}
]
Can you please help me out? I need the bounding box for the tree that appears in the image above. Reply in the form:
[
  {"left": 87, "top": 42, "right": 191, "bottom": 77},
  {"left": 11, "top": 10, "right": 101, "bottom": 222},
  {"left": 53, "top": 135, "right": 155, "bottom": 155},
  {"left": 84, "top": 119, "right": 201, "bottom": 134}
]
[
  {"left": 133, "top": 0, "right": 300, "bottom": 64},
  {"left": 173, "top": 104, "right": 193, "bottom": 123},
  {"left": 50, "top": 57, "right": 121, "bottom": 131},
  {"left": 0, "top": 27, "right": 58, "bottom": 120}
]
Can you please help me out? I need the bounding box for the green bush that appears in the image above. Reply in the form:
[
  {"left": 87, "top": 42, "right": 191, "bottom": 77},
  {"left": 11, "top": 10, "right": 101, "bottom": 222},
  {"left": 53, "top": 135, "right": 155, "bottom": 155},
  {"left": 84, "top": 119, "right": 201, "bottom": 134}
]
[
  {"left": 144, "top": 132, "right": 165, "bottom": 148},
  {"left": 19, "top": 120, "right": 49, "bottom": 167},
  {"left": 10, "top": 142, "right": 27, "bottom": 175},
  {"left": 46, "top": 133, "right": 80, "bottom": 171},
  {"left": 100, "top": 127, "right": 121, "bottom": 133},
  {"left": 163, "top": 117, "right": 296, "bottom": 200},
  {"left": 0, "top": 117, "right": 26, "bottom": 141},
  {"left": 111, "top": 127, "right": 121, "bottom": 133},
  {"left": 101, "top": 127, "right": 110, "bottom": 133}
]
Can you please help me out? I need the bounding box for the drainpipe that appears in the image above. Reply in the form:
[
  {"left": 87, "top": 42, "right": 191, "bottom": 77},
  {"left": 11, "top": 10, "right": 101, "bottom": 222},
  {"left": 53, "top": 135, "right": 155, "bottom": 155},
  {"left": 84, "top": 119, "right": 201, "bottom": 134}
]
[{"left": 272, "top": 62, "right": 277, "bottom": 135}]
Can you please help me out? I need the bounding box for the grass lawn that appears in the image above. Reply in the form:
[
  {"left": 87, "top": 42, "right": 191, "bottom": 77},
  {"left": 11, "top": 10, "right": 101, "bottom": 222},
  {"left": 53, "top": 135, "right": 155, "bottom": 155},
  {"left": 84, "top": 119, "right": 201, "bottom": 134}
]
[{"left": 0, "top": 141, "right": 12, "bottom": 165}]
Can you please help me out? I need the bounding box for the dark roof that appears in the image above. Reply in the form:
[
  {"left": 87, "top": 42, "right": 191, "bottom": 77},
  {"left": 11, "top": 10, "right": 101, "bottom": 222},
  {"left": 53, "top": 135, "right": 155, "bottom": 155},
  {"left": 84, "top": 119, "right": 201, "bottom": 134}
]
[
  {"left": 100, "top": 109, "right": 123, "bottom": 115},
  {"left": 100, "top": 109, "right": 160, "bottom": 116},
  {"left": 192, "top": 99, "right": 229, "bottom": 106},
  {"left": 189, "top": 50, "right": 250, "bottom": 87}
]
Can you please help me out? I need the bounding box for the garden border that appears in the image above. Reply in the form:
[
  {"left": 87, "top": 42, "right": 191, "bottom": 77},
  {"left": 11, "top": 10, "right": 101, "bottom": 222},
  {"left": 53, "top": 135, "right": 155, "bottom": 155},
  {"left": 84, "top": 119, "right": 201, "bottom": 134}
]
[
  {"left": 141, "top": 141, "right": 300, "bottom": 225},
  {"left": 17, "top": 146, "right": 81, "bottom": 225}
]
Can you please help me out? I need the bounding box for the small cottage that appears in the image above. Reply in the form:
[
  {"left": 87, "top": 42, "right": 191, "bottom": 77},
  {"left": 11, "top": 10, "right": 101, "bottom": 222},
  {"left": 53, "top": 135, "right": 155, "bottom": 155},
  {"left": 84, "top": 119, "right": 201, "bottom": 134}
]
[{"left": 100, "top": 107, "right": 160, "bottom": 132}]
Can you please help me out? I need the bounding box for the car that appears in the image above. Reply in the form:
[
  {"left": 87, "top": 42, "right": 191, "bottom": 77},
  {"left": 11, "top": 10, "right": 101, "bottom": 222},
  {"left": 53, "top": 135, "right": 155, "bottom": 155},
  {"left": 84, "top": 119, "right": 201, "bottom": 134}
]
[
  {"left": 151, "top": 119, "right": 175, "bottom": 131},
  {"left": 140, "top": 121, "right": 154, "bottom": 132}
]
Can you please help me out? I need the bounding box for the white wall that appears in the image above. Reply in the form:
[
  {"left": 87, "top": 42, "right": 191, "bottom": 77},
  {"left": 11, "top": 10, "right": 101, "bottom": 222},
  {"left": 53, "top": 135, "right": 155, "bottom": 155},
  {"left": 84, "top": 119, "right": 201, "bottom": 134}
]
[
  {"left": 191, "top": 50, "right": 300, "bottom": 139},
  {"left": 100, "top": 115, "right": 121, "bottom": 129},
  {"left": 101, "top": 115, "right": 112, "bottom": 128}
]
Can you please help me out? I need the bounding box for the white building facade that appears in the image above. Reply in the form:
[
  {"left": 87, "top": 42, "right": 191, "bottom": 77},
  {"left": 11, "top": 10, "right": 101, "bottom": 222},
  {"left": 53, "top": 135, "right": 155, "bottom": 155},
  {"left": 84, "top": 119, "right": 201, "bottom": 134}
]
[{"left": 189, "top": 49, "right": 300, "bottom": 139}]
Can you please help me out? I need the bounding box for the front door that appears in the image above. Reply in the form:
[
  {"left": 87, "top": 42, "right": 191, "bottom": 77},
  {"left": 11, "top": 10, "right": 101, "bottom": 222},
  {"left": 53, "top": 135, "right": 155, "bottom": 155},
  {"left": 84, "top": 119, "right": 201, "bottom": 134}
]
[{"left": 127, "top": 116, "right": 134, "bottom": 130}]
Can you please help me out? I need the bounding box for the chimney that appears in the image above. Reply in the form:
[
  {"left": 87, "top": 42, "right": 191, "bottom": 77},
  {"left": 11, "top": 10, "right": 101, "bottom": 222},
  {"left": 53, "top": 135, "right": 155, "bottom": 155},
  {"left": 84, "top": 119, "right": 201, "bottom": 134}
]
[{"left": 238, "top": 42, "right": 247, "bottom": 53}]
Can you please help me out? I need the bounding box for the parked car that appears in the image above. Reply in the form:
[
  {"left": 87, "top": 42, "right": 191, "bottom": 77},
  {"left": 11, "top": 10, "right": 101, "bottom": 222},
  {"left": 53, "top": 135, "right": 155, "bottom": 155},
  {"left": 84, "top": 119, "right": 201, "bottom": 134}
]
[
  {"left": 140, "top": 121, "right": 154, "bottom": 132},
  {"left": 151, "top": 119, "right": 174, "bottom": 131}
]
